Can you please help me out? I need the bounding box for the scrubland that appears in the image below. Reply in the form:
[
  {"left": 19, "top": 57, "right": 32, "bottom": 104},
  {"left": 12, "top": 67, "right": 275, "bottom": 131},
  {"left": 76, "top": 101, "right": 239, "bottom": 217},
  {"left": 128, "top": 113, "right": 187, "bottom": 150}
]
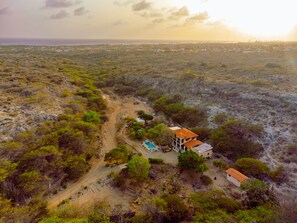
[{"left": 0, "top": 42, "right": 296, "bottom": 222}]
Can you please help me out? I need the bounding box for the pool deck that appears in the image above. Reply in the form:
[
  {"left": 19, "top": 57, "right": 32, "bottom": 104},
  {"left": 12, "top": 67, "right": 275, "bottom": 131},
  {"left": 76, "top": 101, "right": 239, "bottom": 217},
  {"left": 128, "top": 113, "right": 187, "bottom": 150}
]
[{"left": 142, "top": 140, "right": 159, "bottom": 152}]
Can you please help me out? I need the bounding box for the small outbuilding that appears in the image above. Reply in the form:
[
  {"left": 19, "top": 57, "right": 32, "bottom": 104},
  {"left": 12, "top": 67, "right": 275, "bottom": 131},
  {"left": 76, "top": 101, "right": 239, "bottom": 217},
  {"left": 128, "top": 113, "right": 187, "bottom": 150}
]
[
  {"left": 225, "top": 168, "right": 249, "bottom": 187},
  {"left": 190, "top": 143, "right": 213, "bottom": 159}
]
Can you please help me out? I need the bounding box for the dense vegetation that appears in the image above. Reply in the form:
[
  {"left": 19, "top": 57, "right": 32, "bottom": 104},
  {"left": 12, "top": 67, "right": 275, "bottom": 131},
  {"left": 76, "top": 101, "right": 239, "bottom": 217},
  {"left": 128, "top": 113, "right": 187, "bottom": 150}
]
[
  {"left": 0, "top": 59, "right": 107, "bottom": 222},
  {"left": 0, "top": 44, "right": 296, "bottom": 222},
  {"left": 210, "top": 120, "right": 263, "bottom": 160}
]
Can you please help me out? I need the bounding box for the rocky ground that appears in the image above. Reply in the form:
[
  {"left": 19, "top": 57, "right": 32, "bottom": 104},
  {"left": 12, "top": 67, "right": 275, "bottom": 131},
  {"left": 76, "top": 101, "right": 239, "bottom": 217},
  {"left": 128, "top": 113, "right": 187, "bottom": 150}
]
[{"left": 124, "top": 74, "right": 297, "bottom": 195}]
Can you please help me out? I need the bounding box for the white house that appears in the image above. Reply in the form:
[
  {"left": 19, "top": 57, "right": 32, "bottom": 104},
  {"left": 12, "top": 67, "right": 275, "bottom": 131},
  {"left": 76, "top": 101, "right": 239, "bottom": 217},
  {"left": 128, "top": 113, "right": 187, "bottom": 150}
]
[
  {"left": 226, "top": 168, "right": 249, "bottom": 187},
  {"left": 171, "top": 128, "right": 198, "bottom": 153},
  {"left": 171, "top": 127, "right": 213, "bottom": 158}
]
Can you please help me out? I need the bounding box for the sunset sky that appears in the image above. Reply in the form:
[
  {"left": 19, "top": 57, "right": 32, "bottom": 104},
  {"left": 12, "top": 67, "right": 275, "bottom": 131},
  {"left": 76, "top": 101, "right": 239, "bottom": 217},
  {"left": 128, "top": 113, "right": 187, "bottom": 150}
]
[{"left": 1, "top": 0, "right": 297, "bottom": 41}]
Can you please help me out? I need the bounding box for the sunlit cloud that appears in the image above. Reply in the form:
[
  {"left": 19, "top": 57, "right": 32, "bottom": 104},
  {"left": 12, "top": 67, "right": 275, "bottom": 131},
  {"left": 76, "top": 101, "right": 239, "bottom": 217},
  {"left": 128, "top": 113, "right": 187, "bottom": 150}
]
[
  {"left": 113, "top": 0, "right": 135, "bottom": 7},
  {"left": 184, "top": 12, "right": 209, "bottom": 25},
  {"left": 132, "top": 0, "right": 151, "bottom": 11},
  {"left": 169, "top": 6, "right": 189, "bottom": 19}
]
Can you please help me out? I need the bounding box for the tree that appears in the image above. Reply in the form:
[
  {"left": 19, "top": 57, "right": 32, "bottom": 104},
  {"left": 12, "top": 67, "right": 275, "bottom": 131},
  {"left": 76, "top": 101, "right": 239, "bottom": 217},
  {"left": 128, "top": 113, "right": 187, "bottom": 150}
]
[
  {"left": 235, "top": 205, "right": 277, "bottom": 223},
  {"left": 83, "top": 111, "right": 100, "bottom": 123},
  {"left": 139, "top": 113, "right": 153, "bottom": 124},
  {"left": 172, "top": 107, "right": 207, "bottom": 127},
  {"left": 127, "top": 156, "right": 150, "bottom": 181},
  {"left": 104, "top": 146, "right": 132, "bottom": 165},
  {"left": 178, "top": 151, "right": 208, "bottom": 174},
  {"left": 18, "top": 170, "right": 44, "bottom": 196},
  {"left": 153, "top": 97, "right": 170, "bottom": 112},
  {"left": 211, "top": 120, "right": 263, "bottom": 160},
  {"left": 213, "top": 113, "right": 229, "bottom": 125},
  {"left": 163, "top": 195, "right": 187, "bottom": 223},
  {"left": 193, "top": 209, "right": 236, "bottom": 223},
  {"left": 144, "top": 197, "right": 168, "bottom": 223},
  {"left": 0, "top": 159, "right": 17, "bottom": 182},
  {"left": 241, "top": 179, "right": 278, "bottom": 208},
  {"left": 147, "top": 124, "right": 173, "bottom": 146},
  {"left": 191, "top": 127, "right": 212, "bottom": 141},
  {"left": 164, "top": 103, "right": 184, "bottom": 116},
  {"left": 191, "top": 189, "right": 240, "bottom": 213},
  {"left": 65, "top": 154, "right": 90, "bottom": 180},
  {"left": 235, "top": 158, "right": 270, "bottom": 178}
]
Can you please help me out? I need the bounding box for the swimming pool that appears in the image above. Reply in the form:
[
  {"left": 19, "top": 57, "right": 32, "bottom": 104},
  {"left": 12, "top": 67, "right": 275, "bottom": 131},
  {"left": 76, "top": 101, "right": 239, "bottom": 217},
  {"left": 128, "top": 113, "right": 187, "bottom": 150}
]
[{"left": 144, "top": 140, "right": 158, "bottom": 150}]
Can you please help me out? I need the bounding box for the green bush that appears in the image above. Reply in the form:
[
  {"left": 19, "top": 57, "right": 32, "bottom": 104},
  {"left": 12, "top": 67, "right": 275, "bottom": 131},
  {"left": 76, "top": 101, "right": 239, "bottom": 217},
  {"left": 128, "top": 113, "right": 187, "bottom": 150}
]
[
  {"left": 148, "top": 158, "right": 164, "bottom": 164},
  {"left": 211, "top": 120, "right": 263, "bottom": 160},
  {"left": 127, "top": 156, "right": 150, "bottom": 181},
  {"left": 104, "top": 146, "right": 133, "bottom": 165},
  {"left": 235, "top": 158, "right": 270, "bottom": 177},
  {"left": 178, "top": 151, "right": 208, "bottom": 173},
  {"left": 83, "top": 111, "right": 100, "bottom": 123}
]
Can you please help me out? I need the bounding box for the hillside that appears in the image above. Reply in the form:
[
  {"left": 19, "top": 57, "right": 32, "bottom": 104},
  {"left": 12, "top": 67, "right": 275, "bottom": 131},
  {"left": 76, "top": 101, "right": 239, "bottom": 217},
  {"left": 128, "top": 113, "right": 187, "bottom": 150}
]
[{"left": 0, "top": 43, "right": 296, "bottom": 222}]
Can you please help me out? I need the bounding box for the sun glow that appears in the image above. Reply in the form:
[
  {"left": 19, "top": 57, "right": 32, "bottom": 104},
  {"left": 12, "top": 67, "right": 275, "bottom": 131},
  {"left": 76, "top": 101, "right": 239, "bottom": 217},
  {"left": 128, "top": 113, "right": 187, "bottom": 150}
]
[{"left": 204, "top": 0, "right": 297, "bottom": 39}]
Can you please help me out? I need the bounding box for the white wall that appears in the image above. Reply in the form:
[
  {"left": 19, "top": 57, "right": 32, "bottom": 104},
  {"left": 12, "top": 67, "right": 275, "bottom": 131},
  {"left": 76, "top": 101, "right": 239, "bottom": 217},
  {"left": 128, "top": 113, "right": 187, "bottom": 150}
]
[{"left": 226, "top": 174, "right": 241, "bottom": 187}]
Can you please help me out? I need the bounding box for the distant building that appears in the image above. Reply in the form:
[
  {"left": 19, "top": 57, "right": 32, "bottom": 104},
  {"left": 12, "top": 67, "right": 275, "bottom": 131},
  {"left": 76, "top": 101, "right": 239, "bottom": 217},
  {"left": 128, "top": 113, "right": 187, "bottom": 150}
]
[
  {"left": 170, "top": 127, "right": 213, "bottom": 158},
  {"left": 226, "top": 168, "right": 249, "bottom": 187}
]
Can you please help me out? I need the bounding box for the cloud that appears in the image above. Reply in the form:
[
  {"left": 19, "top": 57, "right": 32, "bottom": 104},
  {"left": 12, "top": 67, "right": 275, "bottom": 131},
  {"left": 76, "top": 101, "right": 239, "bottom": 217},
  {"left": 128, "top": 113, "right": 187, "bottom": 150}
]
[
  {"left": 169, "top": 6, "right": 189, "bottom": 20},
  {"left": 50, "top": 10, "right": 69, "bottom": 19},
  {"left": 45, "top": 0, "right": 82, "bottom": 8},
  {"left": 114, "top": 0, "right": 135, "bottom": 7},
  {"left": 0, "top": 7, "right": 10, "bottom": 15},
  {"left": 152, "top": 18, "right": 164, "bottom": 24},
  {"left": 140, "top": 11, "right": 162, "bottom": 18},
  {"left": 113, "top": 19, "right": 128, "bottom": 26},
  {"left": 132, "top": 0, "right": 151, "bottom": 11},
  {"left": 74, "top": 7, "right": 89, "bottom": 16},
  {"left": 185, "top": 12, "right": 209, "bottom": 25}
]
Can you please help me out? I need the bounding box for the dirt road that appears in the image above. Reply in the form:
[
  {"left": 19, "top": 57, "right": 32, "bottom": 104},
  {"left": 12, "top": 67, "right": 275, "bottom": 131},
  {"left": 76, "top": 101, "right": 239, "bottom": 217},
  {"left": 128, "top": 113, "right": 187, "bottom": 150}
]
[{"left": 47, "top": 94, "right": 152, "bottom": 209}]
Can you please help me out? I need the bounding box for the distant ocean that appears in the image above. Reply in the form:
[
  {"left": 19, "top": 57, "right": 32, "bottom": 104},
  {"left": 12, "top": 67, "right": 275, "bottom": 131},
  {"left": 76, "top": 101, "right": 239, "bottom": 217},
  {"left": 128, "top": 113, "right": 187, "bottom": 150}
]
[{"left": 0, "top": 38, "right": 203, "bottom": 46}]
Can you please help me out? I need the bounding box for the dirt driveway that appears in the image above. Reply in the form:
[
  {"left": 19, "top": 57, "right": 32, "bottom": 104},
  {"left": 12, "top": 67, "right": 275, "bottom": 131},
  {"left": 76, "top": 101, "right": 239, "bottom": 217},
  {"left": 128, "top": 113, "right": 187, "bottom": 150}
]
[{"left": 47, "top": 94, "right": 152, "bottom": 209}]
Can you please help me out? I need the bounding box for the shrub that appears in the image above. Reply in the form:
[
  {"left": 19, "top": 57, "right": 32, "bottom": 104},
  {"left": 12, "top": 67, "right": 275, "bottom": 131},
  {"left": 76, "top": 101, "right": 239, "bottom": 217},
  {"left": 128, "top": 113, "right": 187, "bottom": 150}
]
[
  {"left": 213, "top": 159, "right": 229, "bottom": 170},
  {"left": 211, "top": 120, "right": 263, "bottom": 160},
  {"left": 83, "top": 111, "right": 100, "bottom": 123},
  {"left": 178, "top": 151, "right": 208, "bottom": 173},
  {"left": 235, "top": 158, "right": 270, "bottom": 178},
  {"left": 191, "top": 127, "right": 212, "bottom": 141},
  {"left": 127, "top": 156, "right": 150, "bottom": 181},
  {"left": 104, "top": 146, "right": 133, "bottom": 165},
  {"left": 213, "top": 113, "right": 229, "bottom": 125},
  {"left": 148, "top": 158, "right": 164, "bottom": 164}
]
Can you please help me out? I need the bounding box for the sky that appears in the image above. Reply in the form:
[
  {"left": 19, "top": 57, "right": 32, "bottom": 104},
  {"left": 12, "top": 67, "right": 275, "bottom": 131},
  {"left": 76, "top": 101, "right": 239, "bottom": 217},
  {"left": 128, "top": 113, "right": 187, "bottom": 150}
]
[{"left": 0, "top": 0, "right": 297, "bottom": 41}]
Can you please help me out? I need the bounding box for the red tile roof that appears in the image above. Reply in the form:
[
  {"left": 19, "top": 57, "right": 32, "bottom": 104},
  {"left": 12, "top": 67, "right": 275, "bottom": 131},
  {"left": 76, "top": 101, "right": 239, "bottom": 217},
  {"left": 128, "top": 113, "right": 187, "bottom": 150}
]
[
  {"left": 184, "top": 140, "right": 203, "bottom": 149},
  {"left": 174, "top": 128, "right": 198, "bottom": 139},
  {"left": 226, "top": 168, "right": 249, "bottom": 183}
]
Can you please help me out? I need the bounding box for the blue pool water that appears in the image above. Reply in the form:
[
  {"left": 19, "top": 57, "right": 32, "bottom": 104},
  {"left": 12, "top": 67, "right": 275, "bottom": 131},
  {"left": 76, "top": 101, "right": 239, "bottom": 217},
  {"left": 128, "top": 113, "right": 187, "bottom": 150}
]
[{"left": 144, "top": 140, "right": 157, "bottom": 150}]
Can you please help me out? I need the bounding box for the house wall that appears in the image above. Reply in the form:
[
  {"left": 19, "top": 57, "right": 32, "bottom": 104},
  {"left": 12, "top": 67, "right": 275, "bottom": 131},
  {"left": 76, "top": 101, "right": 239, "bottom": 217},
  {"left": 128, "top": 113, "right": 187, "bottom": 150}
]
[
  {"left": 199, "top": 150, "right": 213, "bottom": 159},
  {"left": 172, "top": 135, "right": 198, "bottom": 153},
  {"left": 226, "top": 174, "right": 241, "bottom": 187}
]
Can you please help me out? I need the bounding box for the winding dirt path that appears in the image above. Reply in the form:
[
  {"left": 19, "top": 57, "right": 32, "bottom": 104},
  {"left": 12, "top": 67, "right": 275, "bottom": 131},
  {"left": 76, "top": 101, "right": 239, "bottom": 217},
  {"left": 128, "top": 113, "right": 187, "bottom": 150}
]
[{"left": 47, "top": 94, "right": 152, "bottom": 209}]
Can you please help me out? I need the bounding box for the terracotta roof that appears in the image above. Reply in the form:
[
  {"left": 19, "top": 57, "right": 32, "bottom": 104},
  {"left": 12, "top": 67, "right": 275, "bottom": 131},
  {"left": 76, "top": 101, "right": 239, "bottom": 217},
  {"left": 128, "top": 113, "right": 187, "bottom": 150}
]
[
  {"left": 226, "top": 168, "right": 249, "bottom": 183},
  {"left": 174, "top": 128, "right": 198, "bottom": 139},
  {"left": 184, "top": 140, "right": 203, "bottom": 149}
]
